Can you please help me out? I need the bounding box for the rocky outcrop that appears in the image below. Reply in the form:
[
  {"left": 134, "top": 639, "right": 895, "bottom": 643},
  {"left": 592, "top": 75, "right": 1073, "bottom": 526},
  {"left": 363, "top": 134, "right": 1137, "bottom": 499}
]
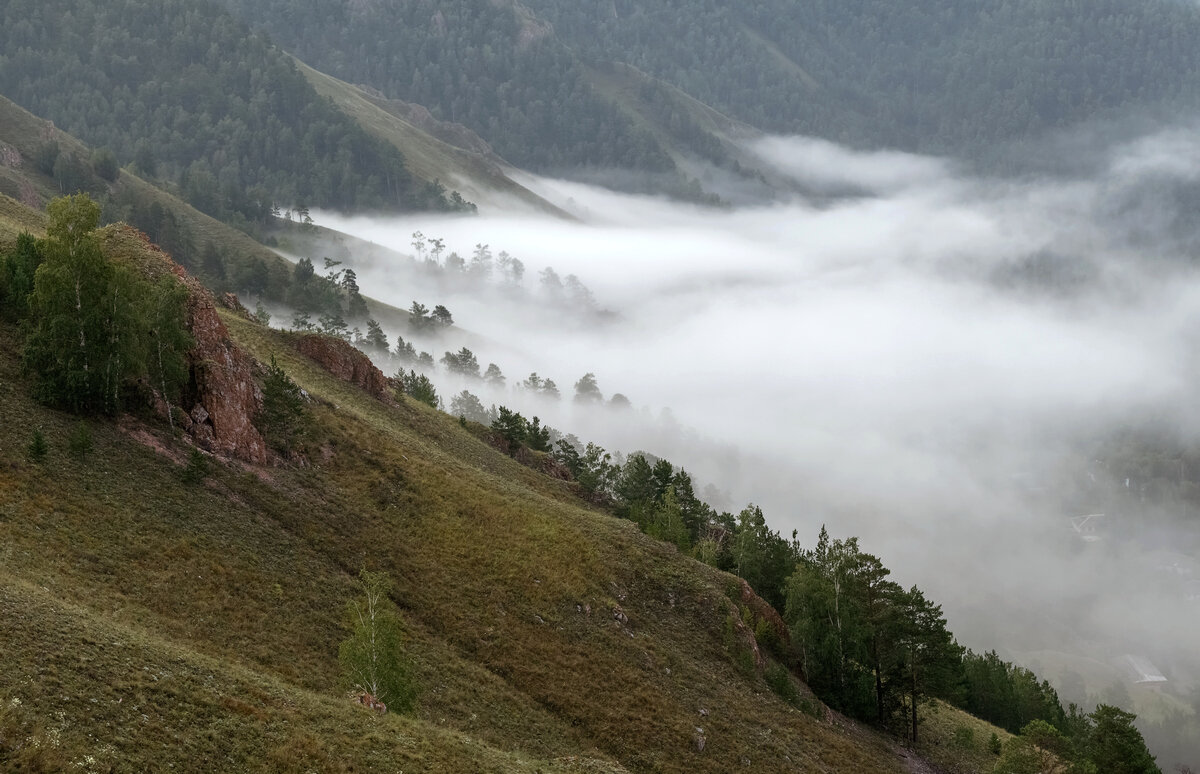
[
  {"left": 218, "top": 292, "right": 252, "bottom": 319},
  {"left": 737, "top": 578, "right": 790, "bottom": 648},
  {"left": 297, "top": 334, "right": 394, "bottom": 403},
  {"left": 171, "top": 265, "right": 268, "bottom": 464}
]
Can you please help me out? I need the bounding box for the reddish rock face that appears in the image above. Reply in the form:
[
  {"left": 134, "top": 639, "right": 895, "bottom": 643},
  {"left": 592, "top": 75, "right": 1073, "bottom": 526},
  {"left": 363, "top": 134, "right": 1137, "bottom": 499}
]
[
  {"left": 172, "top": 265, "right": 269, "bottom": 464},
  {"left": 296, "top": 334, "right": 393, "bottom": 403}
]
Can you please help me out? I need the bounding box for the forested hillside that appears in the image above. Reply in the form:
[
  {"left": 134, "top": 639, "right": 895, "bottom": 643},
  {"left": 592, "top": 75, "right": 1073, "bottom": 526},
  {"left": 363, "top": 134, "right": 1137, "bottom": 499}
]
[
  {"left": 0, "top": 0, "right": 464, "bottom": 227},
  {"left": 217, "top": 0, "right": 1200, "bottom": 167},
  {"left": 524, "top": 0, "right": 1200, "bottom": 152},
  {"left": 216, "top": 0, "right": 674, "bottom": 175}
]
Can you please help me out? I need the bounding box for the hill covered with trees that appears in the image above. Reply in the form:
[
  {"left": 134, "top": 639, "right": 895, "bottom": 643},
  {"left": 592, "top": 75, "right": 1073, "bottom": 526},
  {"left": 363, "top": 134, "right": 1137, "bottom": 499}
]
[
  {"left": 216, "top": 0, "right": 1200, "bottom": 173},
  {"left": 0, "top": 0, "right": 468, "bottom": 228}
]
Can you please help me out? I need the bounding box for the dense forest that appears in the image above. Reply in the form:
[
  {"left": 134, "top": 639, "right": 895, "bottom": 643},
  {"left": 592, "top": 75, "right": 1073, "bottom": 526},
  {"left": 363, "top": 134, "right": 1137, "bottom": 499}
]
[
  {"left": 214, "top": 0, "right": 675, "bottom": 175},
  {"left": 526, "top": 0, "right": 1200, "bottom": 152},
  {"left": 214, "top": 0, "right": 1200, "bottom": 168},
  {"left": 0, "top": 0, "right": 465, "bottom": 227}
]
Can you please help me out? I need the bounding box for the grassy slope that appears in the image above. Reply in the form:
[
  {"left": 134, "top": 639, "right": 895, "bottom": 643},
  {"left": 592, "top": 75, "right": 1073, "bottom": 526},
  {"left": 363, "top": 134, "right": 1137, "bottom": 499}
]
[
  {"left": 296, "top": 59, "right": 569, "bottom": 217},
  {"left": 0, "top": 193, "right": 1011, "bottom": 774}
]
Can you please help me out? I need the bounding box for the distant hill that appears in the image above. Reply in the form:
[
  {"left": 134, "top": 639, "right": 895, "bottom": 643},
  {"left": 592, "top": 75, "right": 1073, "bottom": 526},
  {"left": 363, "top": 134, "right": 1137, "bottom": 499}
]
[
  {"left": 217, "top": 0, "right": 1200, "bottom": 175},
  {"left": 0, "top": 0, "right": 472, "bottom": 225}
]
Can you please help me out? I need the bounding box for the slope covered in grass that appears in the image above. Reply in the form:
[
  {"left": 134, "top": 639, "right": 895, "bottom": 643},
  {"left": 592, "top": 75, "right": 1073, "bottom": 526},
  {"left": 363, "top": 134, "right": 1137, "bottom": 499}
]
[{"left": 0, "top": 195, "right": 1014, "bottom": 771}]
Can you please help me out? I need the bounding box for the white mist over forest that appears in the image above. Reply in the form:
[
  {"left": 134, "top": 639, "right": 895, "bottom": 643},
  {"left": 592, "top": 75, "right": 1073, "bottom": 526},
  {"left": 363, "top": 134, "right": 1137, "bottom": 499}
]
[{"left": 308, "top": 128, "right": 1200, "bottom": 755}]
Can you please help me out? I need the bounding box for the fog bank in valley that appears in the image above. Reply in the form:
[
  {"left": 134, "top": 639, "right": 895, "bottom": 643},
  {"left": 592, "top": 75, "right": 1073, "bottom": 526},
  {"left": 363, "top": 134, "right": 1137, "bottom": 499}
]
[{"left": 312, "top": 126, "right": 1200, "bottom": 764}]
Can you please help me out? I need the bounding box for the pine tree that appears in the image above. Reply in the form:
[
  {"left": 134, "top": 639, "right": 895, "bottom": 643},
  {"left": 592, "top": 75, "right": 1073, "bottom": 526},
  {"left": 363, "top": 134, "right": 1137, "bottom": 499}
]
[{"left": 258, "top": 355, "right": 305, "bottom": 451}]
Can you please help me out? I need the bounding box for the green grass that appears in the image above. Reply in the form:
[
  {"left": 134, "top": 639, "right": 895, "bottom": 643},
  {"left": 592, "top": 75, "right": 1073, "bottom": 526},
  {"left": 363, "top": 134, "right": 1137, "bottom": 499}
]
[{"left": 0, "top": 162, "right": 1013, "bottom": 774}]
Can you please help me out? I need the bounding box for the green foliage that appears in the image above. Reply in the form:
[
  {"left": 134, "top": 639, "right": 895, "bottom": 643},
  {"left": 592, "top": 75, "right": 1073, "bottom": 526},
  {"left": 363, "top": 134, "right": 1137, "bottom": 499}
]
[
  {"left": 491, "top": 406, "right": 527, "bottom": 455},
  {"left": 0, "top": 232, "right": 42, "bottom": 321},
  {"left": 402, "top": 370, "right": 439, "bottom": 409},
  {"left": 449, "top": 390, "right": 490, "bottom": 425},
  {"left": 573, "top": 372, "right": 602, "bottom": 404},
  {"left": 526, "top": 416, "right": 551, "bottom": 453},
  {"left": 0, "top": 0, "right": 451, "bottom": 224},
  {"left": 258, "top": 355, "right": 306, "bottom": 452},
  {"left": 364, "top": 319, "right": 388, "bottom": 354},
  {"left": 553, "top": 438, "right": 615, "bottom": 501},
  {"left": 90, "top": 147, "right": 119, "bottom": 182},
  {"left": 441, "top": 347, "right": 480, "bottom": 379},
  {"left": 961, "top": 649, "right": 1067, "bottom": 735},
  {"left": 1085, "top": 704, "right": 1159, "bottom": 774},
  {"left": 408, "top": 301, "right": 432, "bottom": 334},
  {"left": 783, "top": 527, "right": 964, "bottom": 740},
  {"left": 518, "top": 0, "right": 1200, "bottom": 157},
  {"left": 211, "top": 0, "right": 674, "bottom": 175},
  {"left": 338, "top": 569, "right": 416, "bottom": 713},
  {"left": 253, "top": 301, "right": 271, "bottom": 327},
  {"left": 646, "top": 486, "right": 689, "bottom": 551},
  {"left": 181, "top": 447, "right": 209, "bottom": 485},
  {"left": 26, "top": 428, "right": 47, "bottom": 462},
  {"left": 989, "top": 731, "right": 1003, "bottom": 755},
  {"left": 147, "top": 275, "right": 193, "bottom": 426},
  {"left": 765, "top": 662, "right": 800, "bottom": 707},
  {"left": 67, "top": 421, "right": 93, "bottom": 458},
  {"left": 22, "top": 195, "right": 185, "bottom": 415}
]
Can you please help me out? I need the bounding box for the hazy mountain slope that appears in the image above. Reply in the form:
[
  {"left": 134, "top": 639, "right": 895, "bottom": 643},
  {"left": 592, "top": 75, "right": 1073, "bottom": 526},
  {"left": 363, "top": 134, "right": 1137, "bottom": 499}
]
[
  {"left": 0, "top": 0, "right": 466, "bottom": 224},
  {"left": 216, "top": 0, "right": 1200, "bottom": 169},
  {"left": 215, "top": 0, "right": 676, "bottom": 178},
  {"left": 504, "top": 0, "right": 1200, "bottom": 154},
  {"left": 0, "top": 196, "right": 1010, "bottom": 772},
  {"left": 292, "top": 58, "right": 570, "bottom": 216}
]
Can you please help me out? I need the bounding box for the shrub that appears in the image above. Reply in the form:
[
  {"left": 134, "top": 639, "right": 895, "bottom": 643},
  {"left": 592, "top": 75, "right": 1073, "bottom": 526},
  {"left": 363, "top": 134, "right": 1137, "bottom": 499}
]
[
  {"left": 181, "top": 447, "right": 209, "bottom": 484},
  {"left": 765, "top": 662, "right": 800, "bottom": 707},
  {"left": 26, "top": 429, "right": 48, "bottom": 462},
  {"left": 68, "top": 421, "right": 93, "bottom": 458}
]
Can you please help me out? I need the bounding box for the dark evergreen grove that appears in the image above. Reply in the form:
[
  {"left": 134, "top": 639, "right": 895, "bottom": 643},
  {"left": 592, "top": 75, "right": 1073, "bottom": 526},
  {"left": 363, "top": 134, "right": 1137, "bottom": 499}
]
[
  {"left": 216, "top": 0, "right": 1200, "bottom": 166},
  {"left": 0, "top": 0, "right": 465, "bottom": 227}
]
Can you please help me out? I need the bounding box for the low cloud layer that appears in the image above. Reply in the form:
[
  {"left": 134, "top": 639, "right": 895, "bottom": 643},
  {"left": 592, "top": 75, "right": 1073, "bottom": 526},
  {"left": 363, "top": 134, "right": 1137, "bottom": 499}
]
[{"left": 312, "top": 126, "right": 1200, "bottom": 763}]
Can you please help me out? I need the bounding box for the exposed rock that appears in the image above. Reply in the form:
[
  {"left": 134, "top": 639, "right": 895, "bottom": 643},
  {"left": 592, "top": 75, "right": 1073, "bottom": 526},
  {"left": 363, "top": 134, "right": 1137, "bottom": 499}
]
[
  {"left": 174, "top": 266, "right": 268, "bottom": 464},
  {"left": 297, "top": 334, "right": 394, "bottom": 404},
  {"left": 103, "top": 225, "right": 268, "bottom": 464},
  {"left": 218, "top": 292, "right": 252, "bottom": 319},
  {"left": 693, "top": 727, "right": 706, "bottom": 753},
  {"left": 737, "top": 578, "right": 790, "bottom": 648}
]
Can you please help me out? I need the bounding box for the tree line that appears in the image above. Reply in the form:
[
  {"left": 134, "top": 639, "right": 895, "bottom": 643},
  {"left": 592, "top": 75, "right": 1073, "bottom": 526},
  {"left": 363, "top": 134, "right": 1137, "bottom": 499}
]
[
  {"left": 454, "top": 400, "right": 1158, "bottom": 770},
  {"left": 0, "top": 194, "right": 191, "bottom": 415}
]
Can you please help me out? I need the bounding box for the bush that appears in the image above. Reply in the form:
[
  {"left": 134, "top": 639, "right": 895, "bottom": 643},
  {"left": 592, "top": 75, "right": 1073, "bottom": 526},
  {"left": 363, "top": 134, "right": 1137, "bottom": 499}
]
[
  {"left": 68, "top": 421, "right": 93, "bottom": 458},
  {"left": 181, "top": 447, "right": 209, "bottom": 484},
  {"left": 765, "top": 662, "right": 800, "bottom": 707},
  {"left": 26, "top": 429, "right": 48, "bottom": 463}
]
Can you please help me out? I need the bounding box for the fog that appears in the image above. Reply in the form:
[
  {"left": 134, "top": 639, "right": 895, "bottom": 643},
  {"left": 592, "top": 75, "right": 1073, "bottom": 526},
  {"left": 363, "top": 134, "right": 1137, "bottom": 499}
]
[{"left": 308, "top": 127, "right": 1200, "bottom": 764}]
